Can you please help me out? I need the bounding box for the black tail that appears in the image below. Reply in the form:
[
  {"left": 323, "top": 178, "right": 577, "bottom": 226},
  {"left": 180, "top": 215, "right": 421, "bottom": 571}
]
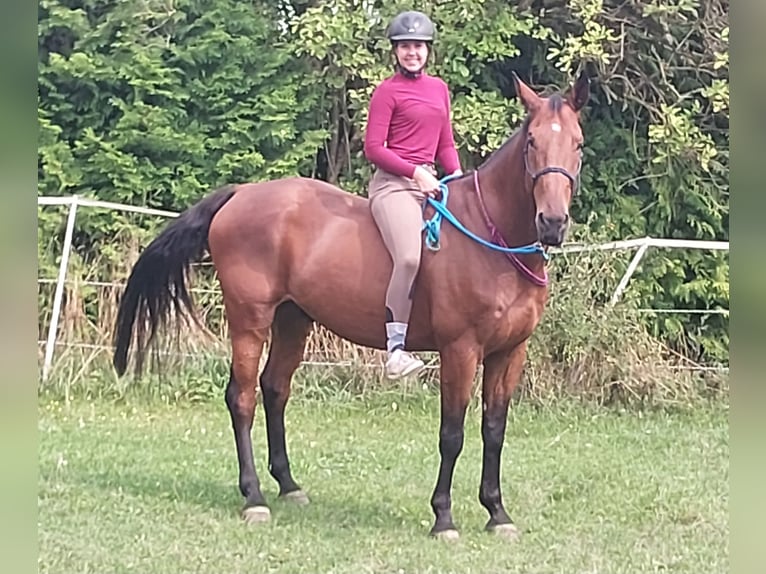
[{"left": 112, "top": 185, "right": 237, "bottom": 376}]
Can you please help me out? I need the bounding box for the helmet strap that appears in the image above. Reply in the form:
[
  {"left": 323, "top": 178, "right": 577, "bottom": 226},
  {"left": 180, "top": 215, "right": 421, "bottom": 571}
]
[{"left": 396, "top": 63, "right": 425, "bottom": 78}]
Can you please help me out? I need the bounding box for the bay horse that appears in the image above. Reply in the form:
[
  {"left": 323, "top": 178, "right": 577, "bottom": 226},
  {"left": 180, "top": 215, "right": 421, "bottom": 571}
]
[{"left": 113, "top": 72, "right": 589, "bottom": 540}]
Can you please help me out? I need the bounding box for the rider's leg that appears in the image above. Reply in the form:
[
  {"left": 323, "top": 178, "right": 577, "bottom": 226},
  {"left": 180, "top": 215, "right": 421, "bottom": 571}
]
[{"left": 369, "top": 168, "right": 427, "bottom": 379}]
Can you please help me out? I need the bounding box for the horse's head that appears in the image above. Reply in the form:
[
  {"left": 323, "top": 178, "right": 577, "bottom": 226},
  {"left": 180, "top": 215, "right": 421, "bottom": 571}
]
[{"left": 512, "top": 72, "right": 590, "bottom": 247}]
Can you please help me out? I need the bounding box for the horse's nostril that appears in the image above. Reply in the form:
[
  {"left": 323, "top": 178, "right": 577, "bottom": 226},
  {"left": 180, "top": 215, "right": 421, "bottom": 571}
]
[{"left": 538, "top": 213, "right": 568, "bottom": 228}]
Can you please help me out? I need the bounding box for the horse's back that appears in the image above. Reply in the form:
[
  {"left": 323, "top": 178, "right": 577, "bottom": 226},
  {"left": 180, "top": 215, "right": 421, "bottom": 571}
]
[
  {"left": 227, "top": 176, "right": 369, "bottom": 221},
  {"left": 210, "top": 177, "right": 373, "bottom": 248}
]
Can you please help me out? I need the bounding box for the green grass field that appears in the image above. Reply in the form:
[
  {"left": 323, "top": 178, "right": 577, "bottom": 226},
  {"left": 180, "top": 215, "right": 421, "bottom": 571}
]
[{"left": 38, "top": 390, "right": 728, "bottom": 574}]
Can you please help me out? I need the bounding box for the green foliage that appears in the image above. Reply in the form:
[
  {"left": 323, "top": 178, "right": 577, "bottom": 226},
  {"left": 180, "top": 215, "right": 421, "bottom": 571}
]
[
  {"left": 38, "top": 0, "right": 729, "bottom": 365},
  {"left": 38, "top": 0, "right": 325, "bottom": 264},
  {"left": 518, "top": 0, "right": 729, "bottom": 362},
  {"left": 546, "top": 0, "right": 620, "bottom": 72}
]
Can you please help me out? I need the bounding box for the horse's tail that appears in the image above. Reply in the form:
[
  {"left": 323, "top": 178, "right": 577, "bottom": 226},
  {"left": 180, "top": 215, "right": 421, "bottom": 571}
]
[{"left": 112, "top": 185, "right": 238, "bottom": 376}]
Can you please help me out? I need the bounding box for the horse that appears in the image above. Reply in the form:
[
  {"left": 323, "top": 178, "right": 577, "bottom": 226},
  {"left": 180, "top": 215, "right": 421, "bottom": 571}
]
[{"left": 112, "top": 72, "right": 589, "bottom": 541}]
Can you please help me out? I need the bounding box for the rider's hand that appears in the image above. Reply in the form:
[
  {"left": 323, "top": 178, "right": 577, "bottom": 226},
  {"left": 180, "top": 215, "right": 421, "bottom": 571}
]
[{"left": 412, "top": 166, "right": 441, "bottom": 198}]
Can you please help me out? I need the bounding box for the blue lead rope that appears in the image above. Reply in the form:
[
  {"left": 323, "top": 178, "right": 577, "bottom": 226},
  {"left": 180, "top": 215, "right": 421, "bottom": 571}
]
[{"left": 421, "top": 173, "right": 549, "bottom": 260}]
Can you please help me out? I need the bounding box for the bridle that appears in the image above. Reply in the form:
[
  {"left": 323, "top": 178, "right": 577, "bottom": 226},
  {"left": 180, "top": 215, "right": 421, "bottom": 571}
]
[
  {"left": 523, "top": 139, "right": 582, "bottom": 196},
  {"left": 467, "top": 130, "right": 584, "bottom": 287}
]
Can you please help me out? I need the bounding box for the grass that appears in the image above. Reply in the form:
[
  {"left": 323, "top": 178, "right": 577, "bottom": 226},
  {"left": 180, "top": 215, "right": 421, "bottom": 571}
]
[{"left": 38, "top": 389, "right": 728, "bottom": 574}]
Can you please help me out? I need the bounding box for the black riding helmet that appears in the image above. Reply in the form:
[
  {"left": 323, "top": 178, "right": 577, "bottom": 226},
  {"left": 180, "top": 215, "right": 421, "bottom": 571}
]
[
  {"left": 387, "top": 11, "right": 436, "bottom": 77},
  {"left": 386, "top": 10, "right": 436, "bottom": 43}
]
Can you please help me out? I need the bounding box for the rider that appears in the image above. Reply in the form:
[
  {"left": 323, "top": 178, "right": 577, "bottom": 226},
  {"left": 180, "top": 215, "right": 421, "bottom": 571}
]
[{"left": 364, "top": 10, "right": 463, "bottom": 380}]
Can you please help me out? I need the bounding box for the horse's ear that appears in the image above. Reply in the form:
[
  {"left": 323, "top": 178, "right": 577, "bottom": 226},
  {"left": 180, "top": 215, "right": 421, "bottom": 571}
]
[
  {"left": 566, "top": 70, "right": 590, "bottom": 112},
  {"left": 512, "top": 72, "right": 542, "bottom": 113}
]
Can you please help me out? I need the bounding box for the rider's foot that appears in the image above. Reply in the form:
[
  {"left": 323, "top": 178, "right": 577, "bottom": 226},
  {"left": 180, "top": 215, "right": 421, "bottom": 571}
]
[{"left": 385, "top": 349, "right": 425, "bottom": 380}]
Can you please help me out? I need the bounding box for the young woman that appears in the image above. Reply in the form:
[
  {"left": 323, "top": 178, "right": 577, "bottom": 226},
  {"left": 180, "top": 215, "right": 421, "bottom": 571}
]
[{"left": 364, "top": 10, "right": 463, "bottom": 380}]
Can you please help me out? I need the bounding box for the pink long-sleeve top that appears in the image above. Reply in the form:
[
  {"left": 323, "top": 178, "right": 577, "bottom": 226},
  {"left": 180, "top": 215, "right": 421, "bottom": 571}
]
[{"left": 364, "top": 72, "right": 461, "bottom": 179}]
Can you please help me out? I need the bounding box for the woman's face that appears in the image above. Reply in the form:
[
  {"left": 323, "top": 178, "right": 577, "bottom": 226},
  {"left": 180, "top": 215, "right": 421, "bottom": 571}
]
[{"left": 395, "top": 41, "right": 429, "bottom": 74}]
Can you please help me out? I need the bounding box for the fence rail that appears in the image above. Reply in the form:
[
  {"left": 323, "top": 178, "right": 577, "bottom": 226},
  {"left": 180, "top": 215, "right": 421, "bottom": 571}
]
[{"left": 37, "top": 194, "right": 730, "bottom": 381}]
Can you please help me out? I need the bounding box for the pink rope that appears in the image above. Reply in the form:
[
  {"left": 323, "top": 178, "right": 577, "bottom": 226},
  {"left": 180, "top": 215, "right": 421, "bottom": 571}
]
[{"left": 473, "top": 171, "right": 549, "bottom": 287}]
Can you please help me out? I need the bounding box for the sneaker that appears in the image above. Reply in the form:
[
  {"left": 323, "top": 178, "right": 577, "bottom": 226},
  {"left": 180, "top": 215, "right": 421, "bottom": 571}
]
[{"left": 385, "top": 349, "right": 425, "bottom": 380}]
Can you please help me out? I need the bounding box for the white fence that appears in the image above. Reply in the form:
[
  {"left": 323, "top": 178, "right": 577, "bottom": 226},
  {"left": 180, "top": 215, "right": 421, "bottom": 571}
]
[{"left": 37, "top": 195, "right": 730, "bottom": 381}]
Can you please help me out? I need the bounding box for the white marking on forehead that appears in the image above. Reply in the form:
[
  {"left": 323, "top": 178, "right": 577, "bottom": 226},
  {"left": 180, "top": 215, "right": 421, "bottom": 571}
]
[{"left": 551, "top": 123, "right": 562, "bottom": 132}]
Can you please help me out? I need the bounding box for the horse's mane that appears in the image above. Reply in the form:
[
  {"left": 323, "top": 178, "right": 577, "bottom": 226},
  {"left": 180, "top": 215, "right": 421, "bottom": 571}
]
[{"left": 548, "top": 93, "right": 565, "bottom": 112}]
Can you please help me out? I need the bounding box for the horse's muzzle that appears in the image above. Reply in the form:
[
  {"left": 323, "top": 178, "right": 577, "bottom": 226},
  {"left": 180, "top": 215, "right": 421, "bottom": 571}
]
[{"left": 536, "top": 212, "right": 569, "bottom": 247}]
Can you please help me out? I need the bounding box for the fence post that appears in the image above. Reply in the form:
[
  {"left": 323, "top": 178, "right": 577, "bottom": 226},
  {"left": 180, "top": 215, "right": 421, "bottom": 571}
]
[
  {"left": 42, "top": 196, "right": 79, "bottom": 382},
  {"left": 609, "top": 237, "right": 650, "bottom": 306}
]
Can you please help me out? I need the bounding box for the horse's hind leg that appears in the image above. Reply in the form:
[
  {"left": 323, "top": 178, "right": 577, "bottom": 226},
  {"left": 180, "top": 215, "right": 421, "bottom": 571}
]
[
  {"left": 260, "top": 301, "right": 313, "bottom": 504},
  {"left": 225, "top": 320, "right": 272, "bottom": 524}
]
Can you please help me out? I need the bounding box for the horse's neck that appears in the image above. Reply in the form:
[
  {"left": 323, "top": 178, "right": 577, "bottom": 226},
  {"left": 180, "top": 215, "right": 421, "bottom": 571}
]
[{"left": 475, "top": 134, "right": 539, "bottom": 250}]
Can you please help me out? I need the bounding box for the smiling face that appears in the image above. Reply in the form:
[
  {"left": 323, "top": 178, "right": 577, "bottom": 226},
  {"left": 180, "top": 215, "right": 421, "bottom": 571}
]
[{"left": 394, "top": 41, "right": 429, "bottom": 74}]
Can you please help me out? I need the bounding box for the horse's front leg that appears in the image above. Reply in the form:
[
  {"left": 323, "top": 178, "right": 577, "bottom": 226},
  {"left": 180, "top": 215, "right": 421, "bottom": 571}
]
[
  {"left": 478, "top": 341, "right": 528, "bottom": 541},
  {"left": 429, "top": 342, "right": 480, "bottom": 540}
]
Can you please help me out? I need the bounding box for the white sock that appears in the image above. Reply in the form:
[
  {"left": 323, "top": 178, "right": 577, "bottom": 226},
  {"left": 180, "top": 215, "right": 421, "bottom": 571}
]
[{"left": 385, "top": 322, "right": 408, "bottom": 353}]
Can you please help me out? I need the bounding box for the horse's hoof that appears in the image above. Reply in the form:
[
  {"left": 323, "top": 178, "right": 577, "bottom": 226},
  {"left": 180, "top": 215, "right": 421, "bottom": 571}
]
[
  {"left": 280, "top": 489, "right": 310, "bottom": 506},
  {"left": 488, "top": 522, "right": 521, "bottom": 541},
  {"left": 242, "top": 505, "right": 271, "bottom": 524},
  {"left": 432, "top": 528, "right": 460, "bottom": 541}
]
